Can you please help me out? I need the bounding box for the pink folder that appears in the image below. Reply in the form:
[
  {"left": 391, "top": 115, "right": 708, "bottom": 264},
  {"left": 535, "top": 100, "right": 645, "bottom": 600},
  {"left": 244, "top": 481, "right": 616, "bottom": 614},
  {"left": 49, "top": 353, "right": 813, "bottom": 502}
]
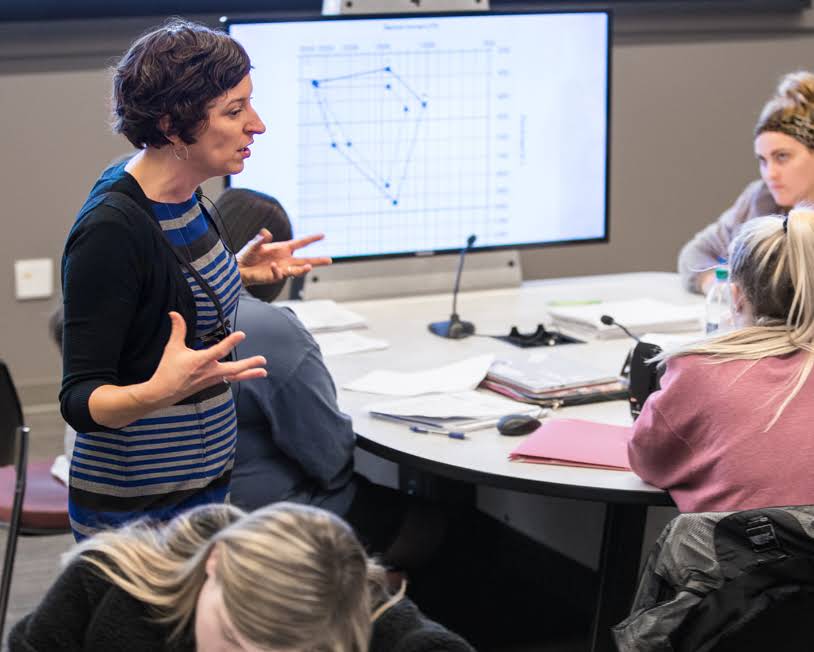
[{"left": 509, "top": 418, "right": 632, "bottom": 471}]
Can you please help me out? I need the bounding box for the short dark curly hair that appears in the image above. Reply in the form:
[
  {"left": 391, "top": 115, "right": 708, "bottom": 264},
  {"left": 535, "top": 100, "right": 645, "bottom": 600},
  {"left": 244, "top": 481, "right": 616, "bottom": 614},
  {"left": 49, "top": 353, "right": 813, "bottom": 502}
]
[{"left": 112, "top": 19, "right": 251, "bottom": 149}]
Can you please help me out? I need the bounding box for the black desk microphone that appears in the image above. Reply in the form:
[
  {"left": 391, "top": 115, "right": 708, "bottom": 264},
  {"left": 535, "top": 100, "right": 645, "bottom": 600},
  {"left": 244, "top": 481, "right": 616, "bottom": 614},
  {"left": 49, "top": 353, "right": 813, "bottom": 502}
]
[
  {"left": 600, "top": 314, "right": 641, "bottom": 342},
  {"left": 429, "top": 234, "right": 477, "bottom": 339},
  {"left": 601, "top": 314, "right": 664, "bottom": 419}
]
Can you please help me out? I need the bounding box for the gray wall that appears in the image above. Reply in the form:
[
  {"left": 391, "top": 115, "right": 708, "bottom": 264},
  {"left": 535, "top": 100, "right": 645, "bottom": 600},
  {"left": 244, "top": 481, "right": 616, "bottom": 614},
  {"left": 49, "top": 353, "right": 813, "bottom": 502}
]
[{"left": 2, "top": 8, "right": 814, "bottom": 400}]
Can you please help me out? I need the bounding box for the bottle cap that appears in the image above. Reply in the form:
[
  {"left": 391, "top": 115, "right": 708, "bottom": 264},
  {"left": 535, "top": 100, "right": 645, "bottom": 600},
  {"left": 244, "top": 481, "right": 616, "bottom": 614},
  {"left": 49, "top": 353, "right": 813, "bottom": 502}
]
[{"left": 715, "top": 267, "right": 729, "bottom": 281}]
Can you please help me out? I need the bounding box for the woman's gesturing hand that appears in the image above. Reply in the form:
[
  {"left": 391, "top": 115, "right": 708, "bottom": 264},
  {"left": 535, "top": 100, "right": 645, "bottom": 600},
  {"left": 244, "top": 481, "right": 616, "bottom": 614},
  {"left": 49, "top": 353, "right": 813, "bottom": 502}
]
[
  {"left": 88, "top": 313, "right": 267, "bottom": 430},
  {"left": 237, "top": 227, "right": 332, "bottom": 286},
  {"left": 141, "top": 312, "right": 268, "bottom": 407}
]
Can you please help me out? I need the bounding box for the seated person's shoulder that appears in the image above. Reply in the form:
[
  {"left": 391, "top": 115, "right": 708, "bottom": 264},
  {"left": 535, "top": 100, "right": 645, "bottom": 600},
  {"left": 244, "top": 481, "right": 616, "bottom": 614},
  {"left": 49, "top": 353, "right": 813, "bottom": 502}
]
[
  {"left": 238, "top": 296, "right": 319, "bottom": 364},
  {"left": 657, "top": 354, "right": 720, "bottom": 395}
]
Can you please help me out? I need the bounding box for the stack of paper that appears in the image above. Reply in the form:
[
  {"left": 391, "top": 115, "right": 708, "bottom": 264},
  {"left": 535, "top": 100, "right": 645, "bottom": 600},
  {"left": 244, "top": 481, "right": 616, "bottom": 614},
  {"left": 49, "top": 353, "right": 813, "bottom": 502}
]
[
  {"left": 277, "top": 299, "right": 366, "bottom": 333},
  {"left": 367, "top": 390, "right": 542, "bottom": 433},
  {"left": 548, "top": 299, "right": 702, "bottom": 340}
]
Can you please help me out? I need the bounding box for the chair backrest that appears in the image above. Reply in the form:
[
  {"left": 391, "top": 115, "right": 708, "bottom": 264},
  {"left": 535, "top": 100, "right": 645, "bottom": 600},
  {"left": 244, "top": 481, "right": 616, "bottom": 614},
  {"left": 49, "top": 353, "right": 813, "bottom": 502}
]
[
  {"left": 613, "top": 506, "right": 814, "bottom": 652},
  {"left": 0, "top": 361, "right": 24, "bottom": 468}
]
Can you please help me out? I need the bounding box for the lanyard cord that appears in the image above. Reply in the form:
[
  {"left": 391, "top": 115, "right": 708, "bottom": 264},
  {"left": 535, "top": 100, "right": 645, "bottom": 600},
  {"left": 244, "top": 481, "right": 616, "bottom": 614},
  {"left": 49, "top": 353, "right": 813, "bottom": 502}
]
[{"left": 107, "top": 191, "right": 232, "bottom": 346}]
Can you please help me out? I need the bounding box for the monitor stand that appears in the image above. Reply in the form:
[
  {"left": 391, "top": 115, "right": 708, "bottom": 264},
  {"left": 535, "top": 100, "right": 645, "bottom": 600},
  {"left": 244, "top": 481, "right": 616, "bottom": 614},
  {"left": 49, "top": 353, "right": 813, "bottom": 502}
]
[{"left": 293, "top": 249, "right": 521, "bottom": 302}]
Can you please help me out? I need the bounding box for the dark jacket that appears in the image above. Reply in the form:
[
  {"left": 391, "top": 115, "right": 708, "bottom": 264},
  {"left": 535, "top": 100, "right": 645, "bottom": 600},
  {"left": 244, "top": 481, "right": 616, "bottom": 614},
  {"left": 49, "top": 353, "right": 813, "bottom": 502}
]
[
  {"left": 8, "top": 559, "right": 192, "bottom": 651},
  {"left": 371, "top": 598, "right": 476, "bottom": 652},
  {"left": 9, "top": 560, "right": 473, "bottom": 652},
  {"left": 60, "top": 162, "right": 198, "bottom": 434}
]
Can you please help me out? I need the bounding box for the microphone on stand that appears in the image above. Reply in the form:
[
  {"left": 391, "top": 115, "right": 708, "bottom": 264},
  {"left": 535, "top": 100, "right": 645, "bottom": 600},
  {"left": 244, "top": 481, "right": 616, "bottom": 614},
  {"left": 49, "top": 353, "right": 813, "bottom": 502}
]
[
  {"left": 601, "top": 314, "right": 663, "bottom": 419},
  {"left": 600, "top": 314, "right": 641, "bottom": 342},
  {"left": 429, "top": 234, "right": 477, "bottom": 339}
]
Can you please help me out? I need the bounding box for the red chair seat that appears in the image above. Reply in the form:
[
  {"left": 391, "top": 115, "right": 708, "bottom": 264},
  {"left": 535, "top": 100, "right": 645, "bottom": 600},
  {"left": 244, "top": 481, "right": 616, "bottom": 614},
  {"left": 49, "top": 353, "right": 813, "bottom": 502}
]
[{"left": 0, "top": 459, "right": 69, "bottom": 531}]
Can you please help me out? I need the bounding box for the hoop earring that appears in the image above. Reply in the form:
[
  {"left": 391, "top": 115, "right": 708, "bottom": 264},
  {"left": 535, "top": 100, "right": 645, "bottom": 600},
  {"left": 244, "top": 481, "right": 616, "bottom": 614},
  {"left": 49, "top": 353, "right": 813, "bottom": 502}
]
[{"left": 173, "top": 144, "right": 189, "bottom": 161}]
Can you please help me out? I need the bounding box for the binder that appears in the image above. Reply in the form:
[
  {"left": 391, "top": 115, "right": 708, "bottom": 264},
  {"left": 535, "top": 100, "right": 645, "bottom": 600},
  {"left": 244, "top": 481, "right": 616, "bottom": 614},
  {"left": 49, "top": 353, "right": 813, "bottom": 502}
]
[
  {"left": 481, "top": 378, "right": 628, "bottom": 408},
  {"left": 508, "top": 418, "right": 632, "bottom": 470},
  {"left": 487, "top": 357, "right": 619, "bottom": 395}
]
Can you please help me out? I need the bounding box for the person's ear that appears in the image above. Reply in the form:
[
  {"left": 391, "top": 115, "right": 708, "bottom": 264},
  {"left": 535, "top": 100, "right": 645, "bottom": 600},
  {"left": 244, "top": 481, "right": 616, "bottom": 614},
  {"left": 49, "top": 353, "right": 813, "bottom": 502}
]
[
  {"left": 158, "top": 115, "right": 180, "bottom": 145},
  {"left": 729, "top": 281, "right": 754, "bottom": 327},
  {"left": 730, "top": 282, "right": 744, "bottom": 312}
]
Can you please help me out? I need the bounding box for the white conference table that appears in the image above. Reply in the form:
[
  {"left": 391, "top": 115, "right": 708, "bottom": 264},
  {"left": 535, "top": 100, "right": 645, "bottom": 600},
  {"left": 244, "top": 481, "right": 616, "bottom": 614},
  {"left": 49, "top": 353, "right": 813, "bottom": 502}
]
[{"left": 322, "top": 272, "right": 702, "bottom": 652}]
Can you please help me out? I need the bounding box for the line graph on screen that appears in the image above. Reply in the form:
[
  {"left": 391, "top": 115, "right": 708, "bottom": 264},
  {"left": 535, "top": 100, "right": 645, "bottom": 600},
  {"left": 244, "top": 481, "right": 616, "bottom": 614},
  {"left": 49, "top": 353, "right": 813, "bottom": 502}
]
[{"left": 296, "top": 46, "right": 498, "bottom": 257}]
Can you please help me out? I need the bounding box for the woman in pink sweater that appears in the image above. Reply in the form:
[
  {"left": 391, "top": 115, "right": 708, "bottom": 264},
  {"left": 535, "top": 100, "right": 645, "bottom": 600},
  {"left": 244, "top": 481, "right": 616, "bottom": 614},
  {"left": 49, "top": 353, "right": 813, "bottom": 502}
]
[{"left": 630, "top": 208, "right": 814, "bottom": 512}]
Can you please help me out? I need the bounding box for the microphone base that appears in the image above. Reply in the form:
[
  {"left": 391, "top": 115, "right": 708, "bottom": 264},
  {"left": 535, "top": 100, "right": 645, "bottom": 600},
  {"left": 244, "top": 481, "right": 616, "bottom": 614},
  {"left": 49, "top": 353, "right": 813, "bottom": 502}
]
[{"left": 428, "top": 318, "right": 475, "bottom": 339}]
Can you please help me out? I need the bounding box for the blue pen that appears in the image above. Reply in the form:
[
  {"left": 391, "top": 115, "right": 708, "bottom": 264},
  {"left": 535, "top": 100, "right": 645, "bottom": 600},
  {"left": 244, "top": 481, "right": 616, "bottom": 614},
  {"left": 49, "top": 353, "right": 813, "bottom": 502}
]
[{"left": 409, "top": 426, "right": 466, "bottom": 440}]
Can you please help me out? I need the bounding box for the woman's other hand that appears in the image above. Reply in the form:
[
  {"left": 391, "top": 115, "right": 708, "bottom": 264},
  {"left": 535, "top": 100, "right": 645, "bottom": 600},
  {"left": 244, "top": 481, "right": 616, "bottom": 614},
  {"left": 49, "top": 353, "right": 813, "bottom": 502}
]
[
  {"left": 237, "top": 228, "right": 332, "bottom": 285},
  {"left": 89, "top": 312, "right": 267, "bottom": 429},
  {"left": 144, "top": 312, "right": 267, "bottom": 403}
]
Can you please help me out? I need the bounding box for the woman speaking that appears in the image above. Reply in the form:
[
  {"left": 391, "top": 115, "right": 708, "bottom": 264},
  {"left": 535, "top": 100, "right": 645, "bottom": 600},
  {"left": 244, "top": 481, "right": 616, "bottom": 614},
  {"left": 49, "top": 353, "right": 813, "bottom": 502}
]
[{"left": 60, "top": 19, "right": 330, "bottom": 540}]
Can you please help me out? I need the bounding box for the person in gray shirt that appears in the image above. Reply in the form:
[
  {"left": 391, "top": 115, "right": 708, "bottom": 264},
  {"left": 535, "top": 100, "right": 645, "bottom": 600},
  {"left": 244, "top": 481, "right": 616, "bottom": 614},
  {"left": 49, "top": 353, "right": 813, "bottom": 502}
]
[{"left": 679, "top": 71, "right": 814, "bottom": 294}]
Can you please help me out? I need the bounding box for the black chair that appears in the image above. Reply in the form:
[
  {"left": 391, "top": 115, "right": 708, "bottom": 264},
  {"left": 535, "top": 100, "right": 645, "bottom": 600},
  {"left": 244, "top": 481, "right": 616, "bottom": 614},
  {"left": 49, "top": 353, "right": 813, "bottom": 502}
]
[{"left": 0, "top": 360, "right": 29, "bottom": 641}]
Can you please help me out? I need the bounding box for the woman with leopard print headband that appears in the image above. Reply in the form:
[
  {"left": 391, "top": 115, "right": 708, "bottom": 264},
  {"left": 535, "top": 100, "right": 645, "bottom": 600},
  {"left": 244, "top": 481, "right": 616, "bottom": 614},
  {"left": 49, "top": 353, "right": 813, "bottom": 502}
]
[{"left": 679, "top": 71, "right": 814, "bottom": 295}]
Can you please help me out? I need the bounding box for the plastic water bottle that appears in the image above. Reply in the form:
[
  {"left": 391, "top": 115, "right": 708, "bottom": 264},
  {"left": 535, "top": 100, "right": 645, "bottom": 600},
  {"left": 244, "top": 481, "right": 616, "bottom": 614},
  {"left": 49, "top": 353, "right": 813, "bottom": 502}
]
[{"left": 705, "top": 267, "right": 734, "bottom": 334}]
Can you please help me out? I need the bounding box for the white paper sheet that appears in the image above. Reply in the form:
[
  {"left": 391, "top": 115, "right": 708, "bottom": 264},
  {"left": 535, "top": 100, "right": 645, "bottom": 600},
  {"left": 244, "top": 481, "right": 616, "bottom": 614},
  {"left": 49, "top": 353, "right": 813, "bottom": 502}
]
[
  {"left": 343, "top": 354, "right": 495, "bottom": 396},
  {"left": 366, "top": 390, "right": 538, "bottom": 419},
  {"left": 314, "top": 331, "right": 389, "bottom": 356},
  {"left": 277, "top": 299, "right": 366, "bottom": 333}
]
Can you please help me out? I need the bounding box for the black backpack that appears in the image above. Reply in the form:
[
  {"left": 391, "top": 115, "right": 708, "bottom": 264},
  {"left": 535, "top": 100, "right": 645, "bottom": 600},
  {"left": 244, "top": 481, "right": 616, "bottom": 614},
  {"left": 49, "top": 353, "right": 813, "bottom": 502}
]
[{"left": 613, "top": 506, "right": 814, "bottom": 651}]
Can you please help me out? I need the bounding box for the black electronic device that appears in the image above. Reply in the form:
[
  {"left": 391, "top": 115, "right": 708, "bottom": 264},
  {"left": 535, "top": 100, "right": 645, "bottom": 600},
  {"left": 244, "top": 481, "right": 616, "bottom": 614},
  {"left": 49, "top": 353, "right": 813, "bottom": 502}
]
[
  {"left": 496, "top": 413, "right": 542, "bottom": 437},
  {"left": 627, "top": 341, "right": 664, "bottom": 420},
  {"left": 429, "top": 234, "right": 477, "bottom": 339},
  {"left": 606, "top": 312, "right": 665, "bottom": 419}
]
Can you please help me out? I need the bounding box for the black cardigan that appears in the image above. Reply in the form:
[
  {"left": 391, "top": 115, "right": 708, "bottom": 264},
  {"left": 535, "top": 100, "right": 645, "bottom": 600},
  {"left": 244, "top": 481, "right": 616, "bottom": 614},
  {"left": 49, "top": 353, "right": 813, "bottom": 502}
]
[
  {"left": 9, "top": 560, "right": 475, "bottom": 652},
  {"left": 59, "top": 163, "right": 198, "bottom": 434}
]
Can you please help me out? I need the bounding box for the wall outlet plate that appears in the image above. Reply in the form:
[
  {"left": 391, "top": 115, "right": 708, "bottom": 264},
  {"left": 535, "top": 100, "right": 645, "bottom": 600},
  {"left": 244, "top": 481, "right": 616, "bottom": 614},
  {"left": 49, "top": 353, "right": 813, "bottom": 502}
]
[{"left": 14, "top": 258, "right": 53, "bottom": 300}]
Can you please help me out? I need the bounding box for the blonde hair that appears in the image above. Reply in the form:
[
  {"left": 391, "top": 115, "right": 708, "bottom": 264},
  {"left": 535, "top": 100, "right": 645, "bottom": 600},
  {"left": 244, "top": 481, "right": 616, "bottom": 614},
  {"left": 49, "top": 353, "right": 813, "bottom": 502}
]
[
  {"left": 66, "top": 502, "right": 375, "bottom": 651},
  {"left": 666, "top": 208, "right": 814, "bottom": 428},
  {"left": 754, "top": 71, "right": 814, "bottom": 148}
]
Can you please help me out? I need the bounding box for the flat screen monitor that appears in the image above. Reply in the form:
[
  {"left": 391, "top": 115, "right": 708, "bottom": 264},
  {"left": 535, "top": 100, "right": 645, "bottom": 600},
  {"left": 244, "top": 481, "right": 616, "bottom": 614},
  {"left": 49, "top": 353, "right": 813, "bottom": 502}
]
[{"left": 228, "top": 10, "right": 610, "bottom": 261}]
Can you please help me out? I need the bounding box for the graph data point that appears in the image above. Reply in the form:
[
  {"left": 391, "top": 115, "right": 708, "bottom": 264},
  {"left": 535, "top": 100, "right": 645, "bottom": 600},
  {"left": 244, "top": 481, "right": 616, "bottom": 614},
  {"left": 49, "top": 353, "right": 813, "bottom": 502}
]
[
  {"left": 331, "top": 142, "right": 337, "bottom": 148},
  {"left": 392, "top": 200, "right": 398, "bottom": 205}
]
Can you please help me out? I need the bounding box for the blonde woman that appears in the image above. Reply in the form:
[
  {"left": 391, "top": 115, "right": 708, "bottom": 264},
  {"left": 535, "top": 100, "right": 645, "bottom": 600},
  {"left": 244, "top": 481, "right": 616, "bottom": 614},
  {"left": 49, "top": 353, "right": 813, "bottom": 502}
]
[
  {"left": 679, "top": 71, "right": 814, "bottom": 294},
  {"left": 8, "top": 503, "right": 473, "bottom": 652},
  {"left": 631, "top": 208, "right": 814, "bottom": 512}
]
